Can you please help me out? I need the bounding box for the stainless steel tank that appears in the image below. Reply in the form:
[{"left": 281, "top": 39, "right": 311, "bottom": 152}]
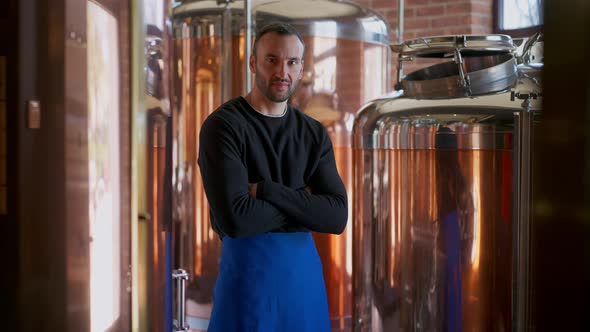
[
  {"left": 352, "top": 34, "right": 542, "bottom": 331},
  {"left": 170, "top": 1, "right": 390, "bottom": 329}
]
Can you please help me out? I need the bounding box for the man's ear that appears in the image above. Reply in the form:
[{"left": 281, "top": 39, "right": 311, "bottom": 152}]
[{"left": 249, "top": 55, "right": 256, "bottom": 74}]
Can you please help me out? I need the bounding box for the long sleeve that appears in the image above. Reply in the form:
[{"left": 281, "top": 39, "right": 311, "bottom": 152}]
[
  {"left": 198, "top": 115, "right": 290, "bottom": 238},
  {"left": 256, "top": 129, "right": 348, "bottom": 234}
]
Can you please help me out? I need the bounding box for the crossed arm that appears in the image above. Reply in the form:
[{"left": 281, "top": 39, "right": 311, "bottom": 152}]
[{"left": 198, "top": 116, "right": 348, "bottom": 238}]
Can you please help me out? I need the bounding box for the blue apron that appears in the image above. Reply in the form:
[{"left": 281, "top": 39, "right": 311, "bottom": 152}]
[{"left": 207, "top": 232, "right": 330, "bottom": 332}]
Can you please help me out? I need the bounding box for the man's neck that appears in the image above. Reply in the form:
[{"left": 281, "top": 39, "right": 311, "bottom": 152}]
[{"left": 245, "top": 90, "right": 287, "bottom": 116}]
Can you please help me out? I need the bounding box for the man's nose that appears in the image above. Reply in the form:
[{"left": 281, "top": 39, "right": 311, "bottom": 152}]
[{"left": 276, "top": 61, "right": 288, "bottom": 78}]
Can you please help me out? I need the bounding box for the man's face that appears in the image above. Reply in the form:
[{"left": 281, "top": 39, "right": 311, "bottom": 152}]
[{"left": 250, "top": 32, "right": 304, "bottom": 103}]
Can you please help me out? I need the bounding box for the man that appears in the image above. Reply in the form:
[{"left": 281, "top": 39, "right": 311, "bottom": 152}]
[{"left": 198, "top": 22, "right": 348, "bottom": 331}]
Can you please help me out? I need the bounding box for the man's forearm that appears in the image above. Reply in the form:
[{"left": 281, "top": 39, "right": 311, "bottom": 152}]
[{"left": 256, "top": 180, "right": 347, "bottom": 234}]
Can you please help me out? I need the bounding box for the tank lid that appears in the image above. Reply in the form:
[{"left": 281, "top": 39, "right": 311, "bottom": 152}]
[
  {"left": 172, "top": 0, "right": 390, "bottom": 44},
  {"left": 392, "top": 34, "right": 515, "bottom": 58},
  {"left": 401, "top": 53, "right": 518, "bottom": 99},
  {"left": 255, "top": 0, "right": 389, "bottom": 44}
]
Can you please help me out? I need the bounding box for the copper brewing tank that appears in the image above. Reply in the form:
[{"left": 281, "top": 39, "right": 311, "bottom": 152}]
[
  {"left": 143, "top": 8, "right": 175, "bottom": 330},
  {"left": 352, "top": 34, "right": 543, "bottom": 331},
  {"left": 171, "top": 1, "right": 390, "bottom": 330}
]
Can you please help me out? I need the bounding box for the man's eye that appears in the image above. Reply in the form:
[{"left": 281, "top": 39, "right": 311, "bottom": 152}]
[{"left": 267, "top": 58, "right": 276, "bottom": 64}]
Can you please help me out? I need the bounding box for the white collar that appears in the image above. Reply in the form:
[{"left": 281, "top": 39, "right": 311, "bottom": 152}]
[{"left": 243, "top": 96, "right": 287, "bottom": 118}]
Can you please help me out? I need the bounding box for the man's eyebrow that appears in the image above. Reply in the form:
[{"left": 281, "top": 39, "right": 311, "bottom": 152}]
[{"left": 264, "top": 54, "right": 301, "bottom": 61}]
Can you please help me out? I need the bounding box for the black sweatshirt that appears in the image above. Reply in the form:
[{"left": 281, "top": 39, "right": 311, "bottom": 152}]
[{"left": 198, "top": 96, "right": 348, "bottom": 238}]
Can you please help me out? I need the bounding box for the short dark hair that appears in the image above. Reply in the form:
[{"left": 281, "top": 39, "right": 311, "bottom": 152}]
[{"left": 252, "top": 22, "right": 305, "bottom": 56}]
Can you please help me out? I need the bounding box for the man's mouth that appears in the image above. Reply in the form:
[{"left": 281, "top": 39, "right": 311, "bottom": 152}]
[{"left": 272, "top": 80, "right": 290, "bottom": 87}]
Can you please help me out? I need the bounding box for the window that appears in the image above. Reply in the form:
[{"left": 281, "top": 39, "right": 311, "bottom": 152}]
[
  {"left": 87, "top": 1, "right": 121, "bottom": 331},
  {"left": 495, "top": 0, "right": 544, "bottom": 37}
]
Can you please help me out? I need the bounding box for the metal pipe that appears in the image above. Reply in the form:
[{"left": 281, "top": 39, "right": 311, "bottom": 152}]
[
  {"left": 514, "top": 102, "right": 534, "bottom": 331},
  {"left": 173, "top": 269, "right": 190, "bottom": 332},
  {"left": 221, "top": 2, "right": 233, "bottom": 102},
  {"left": 245, "top": 0, "right": 252, "bottom": 93},
  {"left": 394, "top": 0, "right": 405, "bottom": 90},
  {"left": 398, "top": 0, "right": 404, "bottom": 43}
]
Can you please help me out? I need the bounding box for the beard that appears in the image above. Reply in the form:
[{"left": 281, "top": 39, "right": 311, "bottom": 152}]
[{"left": 255, "top": 66, "right": 300, "bottom": 103}]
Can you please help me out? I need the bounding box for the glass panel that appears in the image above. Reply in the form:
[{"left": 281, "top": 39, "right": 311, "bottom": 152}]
[
  {"left": 312, "top": 36, "right": 337, "bottom": 93},
  {"left": 142, "top": 0, "right": 172, "bottom": 330},
  {"left": 87, "top": 2, "right": 121, "bottom": 331},
  {"left": 290, "top": 36, "right": 389, "bottom": 331},
  {"left": 172, "top": 13, "right": 390, "bottom": 332},
  {"left": 172, "top": 20, "right": 224, "bottom": 330},
  {"left": 501, "top": 0, "right": 544, "bottom": 30},
  {"left": 363, "top": 45, "right": 386, "bottom": 102}
]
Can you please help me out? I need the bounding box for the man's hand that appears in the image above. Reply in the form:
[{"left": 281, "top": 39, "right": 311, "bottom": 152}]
[
  {"left": 305, "top": 186, "right": 312, "bottom": 193},
  {"left": 248, "top": 183, "right": 258, "bottom": 198}
]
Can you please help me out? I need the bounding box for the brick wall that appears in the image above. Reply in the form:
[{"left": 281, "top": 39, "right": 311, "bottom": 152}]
[
  {"left": 350, "top": 0, "right": 494, "bottom": 80},
  {"left": 352, "top": 0, "right": 494, "bottom": 40}
]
